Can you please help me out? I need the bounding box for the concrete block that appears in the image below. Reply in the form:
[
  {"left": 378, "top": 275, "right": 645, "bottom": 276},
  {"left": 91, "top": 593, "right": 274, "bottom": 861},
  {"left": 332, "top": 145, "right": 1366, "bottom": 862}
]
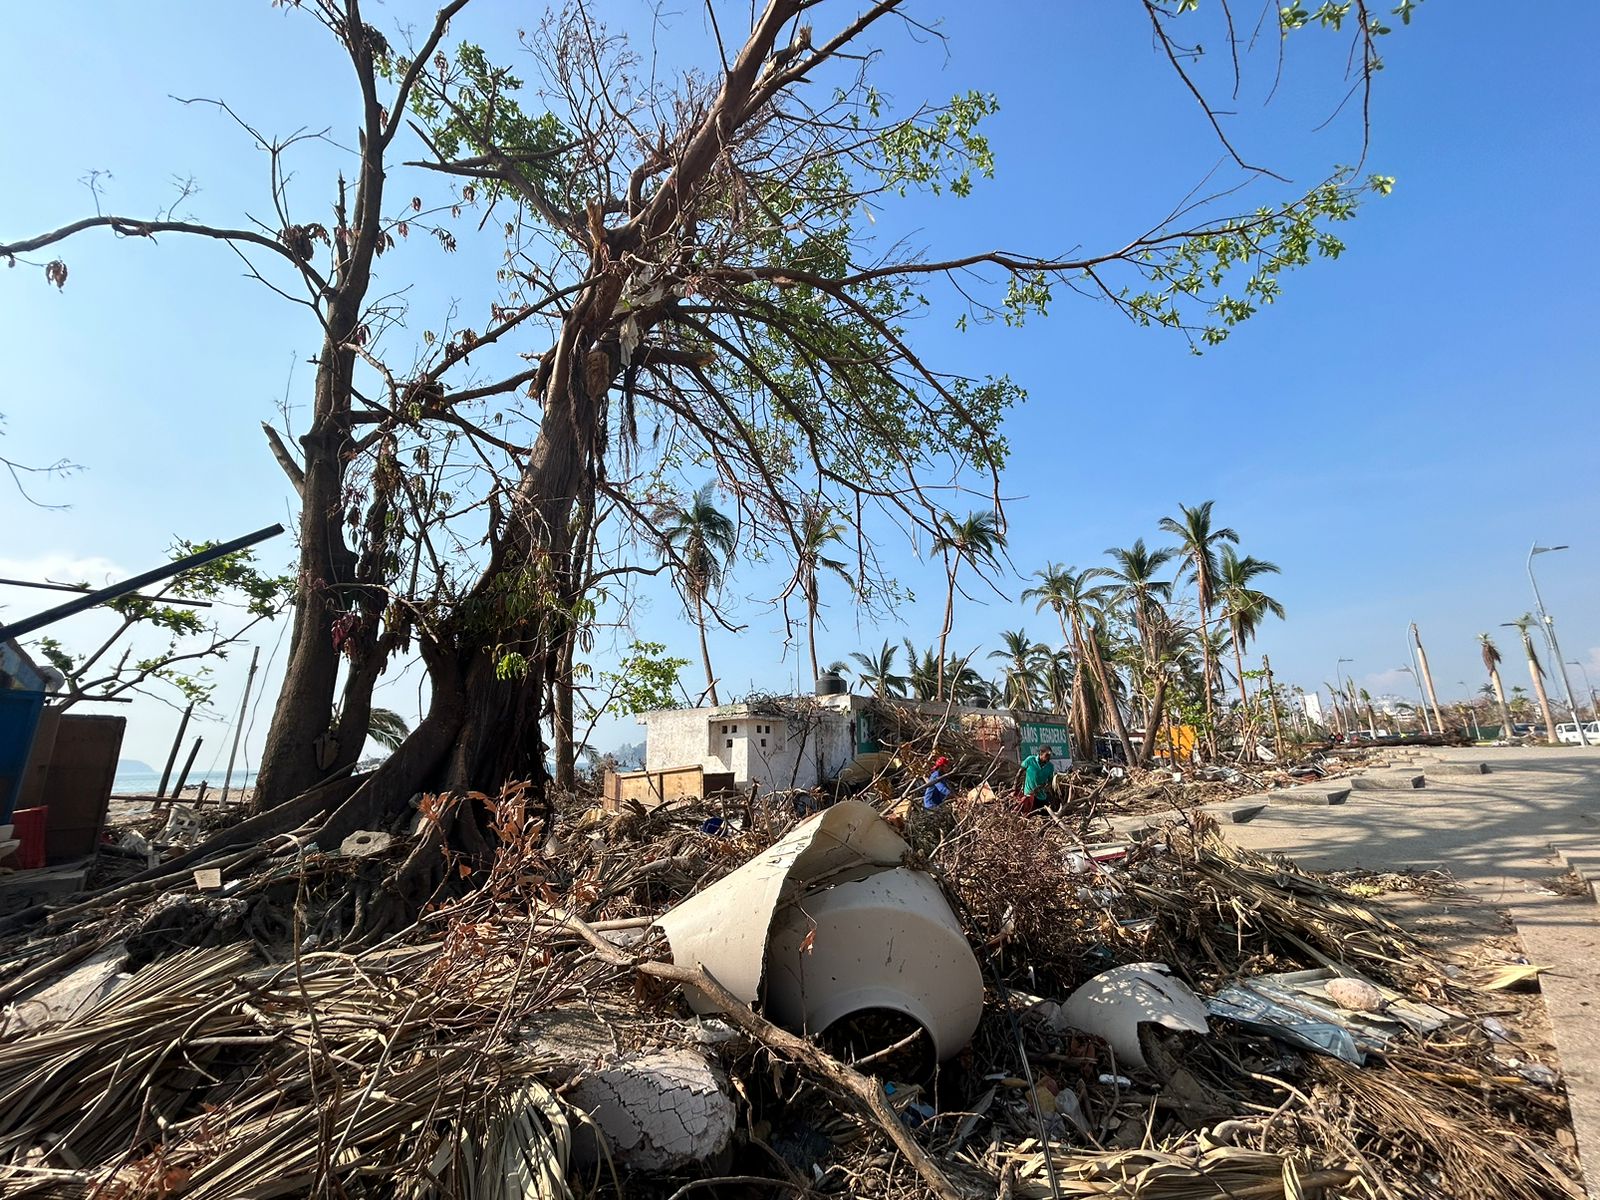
[
  {"left": 1272, "top": 787, "right": 1350, "bottom": 806},
  {"left": 1348, "top": 772, "right": 1426, "bottom": 791},
  {"left": 1430, "top": 762, "right": 1491, "bottom": 777},
  {"left": 1552, "top": 845, "right": 1600, "bottom": 890},
  {"left": 1202, "top": 800, "right": 1267, "bottom": 824}
]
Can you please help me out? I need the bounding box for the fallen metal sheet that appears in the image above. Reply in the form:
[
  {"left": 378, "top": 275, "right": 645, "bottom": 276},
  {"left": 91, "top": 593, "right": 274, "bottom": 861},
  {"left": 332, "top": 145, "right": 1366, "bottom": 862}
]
[
  {"left": 1207, "top": 967, "right": 1461, "bottom": 1064},
  {"left": 1059, "top": 962, "right": 1210, "bottom": 1070},
  {"left": 1206, "top": 987, "right": 1364, "bottom": 1064}
]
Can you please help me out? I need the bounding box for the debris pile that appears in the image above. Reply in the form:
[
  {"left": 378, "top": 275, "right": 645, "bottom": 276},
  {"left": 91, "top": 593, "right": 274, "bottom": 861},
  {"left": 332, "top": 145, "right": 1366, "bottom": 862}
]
[{"left": 0, "top": 785, "right": 1584, "bottom": 1200}]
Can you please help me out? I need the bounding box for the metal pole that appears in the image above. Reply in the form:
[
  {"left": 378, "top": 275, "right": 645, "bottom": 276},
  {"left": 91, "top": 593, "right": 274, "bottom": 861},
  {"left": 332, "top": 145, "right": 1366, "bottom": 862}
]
[
  {"left": 172, "top": 736, "right": 204, "bottom": 800},
  {"left": 220, "top": 646, "right": 261, "bottom": 804},
  {"left": 1569, "top": 661, "right": 1599, "bottom": 726},
  {"left": 1402, "top": 653, "right": 1432, "bottom": 734},
  {"left": 0, "top": 523, "right": 283, "bottom": 640},
  {"left": 1529, "top": 544, "right": 1590, "bottom": 745},
  {"left": 156, "top": 702, "right": 195, "bottom": 799},
  {"left": 0, "top": 577, "right": 213, "bottom": 607}
]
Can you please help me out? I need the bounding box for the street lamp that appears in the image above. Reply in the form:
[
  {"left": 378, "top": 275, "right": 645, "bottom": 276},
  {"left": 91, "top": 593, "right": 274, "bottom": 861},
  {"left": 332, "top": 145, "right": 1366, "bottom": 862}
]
[
  {"left": 1336, "top": 658, "right": 1355, "bottom": 735},
  {"left": 1528, "top": 543, "right": 1590, "bottom": 745},
  {"left": 1396, "top": 664, "right": 1432, "bottom": 734},
  {"left": 1568, "top": 660, "right": 1600, "bottom": 727}
]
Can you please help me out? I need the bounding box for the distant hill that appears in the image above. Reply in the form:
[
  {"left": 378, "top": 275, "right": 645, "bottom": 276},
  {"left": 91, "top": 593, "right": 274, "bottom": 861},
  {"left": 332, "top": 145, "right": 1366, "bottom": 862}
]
[{"left": 117, "top": 758, "right": 156, "bottom": 774}]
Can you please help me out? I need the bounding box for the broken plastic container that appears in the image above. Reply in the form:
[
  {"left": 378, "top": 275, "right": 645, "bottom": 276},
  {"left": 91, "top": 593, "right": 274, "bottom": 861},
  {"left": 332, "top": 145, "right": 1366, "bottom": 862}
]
[{"left": 657, "top": 801, "right": 984, "bottom": 1062}]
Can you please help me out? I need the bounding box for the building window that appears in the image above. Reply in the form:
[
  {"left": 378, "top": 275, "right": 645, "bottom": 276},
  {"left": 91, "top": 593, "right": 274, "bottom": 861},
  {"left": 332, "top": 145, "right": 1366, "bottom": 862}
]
[
  {"left": 726, "top": 738, "right": 733, "bottom": 748},
  {"left": 760, "top": 738, "right": 768, "bottom": 747}
]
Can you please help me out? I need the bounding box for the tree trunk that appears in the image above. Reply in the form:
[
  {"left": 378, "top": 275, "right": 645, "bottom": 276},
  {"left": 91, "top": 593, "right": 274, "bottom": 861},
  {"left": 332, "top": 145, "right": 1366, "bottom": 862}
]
[
  {"left": 1198, "top": 596, "right": 1217, "bottom": 761},
  {"left": 252, "top": 363, "right": 363, "bottom": 811},
  {"left": 1231, "top": 623, "right": 1250, "bottom": 710},
  {"left": 1080, "top": 617, "right": 1136, "bottom": 766},
  {"left": 937, "top": 563, "right": 955, "bottom": 702},
  {"left": 1137, "top": 672, "right": 1168, "bottom": 768},
  {"left": 1527, "top": 649, "right": 1559, "bottom": 744},
  {"left": 695, "top": 592, "right": 719, "bottom": 705},
  {"left": 1412, "top": 632, "right": 1446, "bottom": 735},
  {"left": 1489, "top": 666, "right": 1515, "bottom": 740},
  {"left": 255, "top": 50, "right": 393, "bottom": 812},
  {"left": 553, "top": 629, "right": 578, "bottom": 790},
  {"left": 807, "top": 603, "right": 820, "bottom": 687}
]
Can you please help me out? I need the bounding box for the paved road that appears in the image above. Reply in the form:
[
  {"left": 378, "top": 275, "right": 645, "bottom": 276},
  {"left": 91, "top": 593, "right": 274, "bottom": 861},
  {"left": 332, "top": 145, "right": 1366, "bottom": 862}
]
[{"left": 1223, "top": 745, "right": 1600, "bottom": 1196}]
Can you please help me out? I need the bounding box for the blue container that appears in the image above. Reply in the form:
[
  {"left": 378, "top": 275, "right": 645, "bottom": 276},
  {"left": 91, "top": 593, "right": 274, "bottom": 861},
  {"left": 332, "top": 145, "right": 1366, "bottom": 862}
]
[{"left": 0, "top": 689, "right": 47, "bottom": 823}]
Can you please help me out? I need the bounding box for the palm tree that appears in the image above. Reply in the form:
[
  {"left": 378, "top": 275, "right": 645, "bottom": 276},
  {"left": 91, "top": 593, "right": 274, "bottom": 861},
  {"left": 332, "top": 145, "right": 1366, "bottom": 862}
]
[
  {"left": 1159, "top": 501, "right": 1238, "bottom": 727},
  {"left": 989, "top": 629, "right": 1046, "bottom": 709},
  {"left": 849, "top": 640, "right": 908, "bottom": 700},
  {"left": 366, "top": 707, "right": 411, "bottom": 753},
  {"left": 1509, "top": 614, "right": 1559, "bottom": 743},
  {"left": 903, "top": 639, "right": 942, "bottom": 702},
  {"left": 1216, "top": 546, "right": 1285, "bottom": 709},
  {"left": 661, "top": 482, "right": 737, "bottom": 705},
  {"left": 1477, "top": 633, "right": 1516, "bottom": 740},
  {"left": 1023, "top": 563, "right": 1135, "bottom": 764},
  {"left": 794, "top": 501, "right": 852, "bottom": 683},
  {"left": 1103, "top": 538, "right": 1179, "bottom": 762},
  {"left": 932, "top": 510, "right": 1005, "bottom": 700},
  {"left": 1036, "top": 646, "right": 1075, "bottom": 716}
]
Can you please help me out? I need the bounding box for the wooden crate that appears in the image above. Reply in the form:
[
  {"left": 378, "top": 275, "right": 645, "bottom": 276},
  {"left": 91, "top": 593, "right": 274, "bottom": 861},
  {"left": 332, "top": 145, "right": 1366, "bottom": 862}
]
[{"left": 603, "top": 765, "right": 736, "bottom": 812}]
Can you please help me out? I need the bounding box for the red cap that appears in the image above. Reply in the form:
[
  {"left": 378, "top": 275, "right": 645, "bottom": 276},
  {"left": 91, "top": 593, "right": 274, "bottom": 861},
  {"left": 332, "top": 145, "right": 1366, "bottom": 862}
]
[{"left": 934, "top": 756, "right": 950, "bottom": 770}]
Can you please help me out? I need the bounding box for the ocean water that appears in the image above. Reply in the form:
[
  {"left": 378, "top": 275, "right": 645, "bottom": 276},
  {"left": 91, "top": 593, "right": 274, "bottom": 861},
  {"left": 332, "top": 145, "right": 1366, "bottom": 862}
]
[{"left": 113, "top": 768, "right": 258, "bottom": 795}]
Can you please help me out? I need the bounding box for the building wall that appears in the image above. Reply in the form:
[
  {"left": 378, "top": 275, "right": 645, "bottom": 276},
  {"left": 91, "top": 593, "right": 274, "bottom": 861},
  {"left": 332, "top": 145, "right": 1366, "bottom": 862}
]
[{"left": 639, "top": 696, "right": 867, "bottom": 792}]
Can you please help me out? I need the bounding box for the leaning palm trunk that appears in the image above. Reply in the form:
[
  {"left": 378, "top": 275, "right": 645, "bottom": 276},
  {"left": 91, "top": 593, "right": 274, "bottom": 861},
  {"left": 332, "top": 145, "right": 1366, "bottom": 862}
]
[
  {"left": 1138, "top": 672, "right": 1169, "bottom": 768},
  {"left": 1082, "top": 618, "right": 1136, "bottom": 764},
  {"left": 1231, "top": 621, "right": 1250, "bottom": 710},
  {"left": 695, "top": 593, "right": 719, "bottom": 706},
  {"left": 1527, "top": 648, "right": 1558, "bottom": 744}
]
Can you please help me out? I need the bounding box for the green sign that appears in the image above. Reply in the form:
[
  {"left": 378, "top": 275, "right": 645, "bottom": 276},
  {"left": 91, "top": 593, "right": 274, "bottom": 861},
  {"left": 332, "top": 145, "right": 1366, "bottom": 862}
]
[{"left": 1019, "top": 721, "right": 1070, "bottom": 762}]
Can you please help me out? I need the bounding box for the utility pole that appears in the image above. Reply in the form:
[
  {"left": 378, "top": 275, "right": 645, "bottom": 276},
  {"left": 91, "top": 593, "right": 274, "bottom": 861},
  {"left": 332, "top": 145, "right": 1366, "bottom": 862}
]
[
  {"left": 1411, "top": 624, "right": 1446, "bottom": 735},
  {"left": 221, "top": 646, "right": 261, "bottom": 804},
  {"left": 1529, "top": 543, "right": 1590, "bottom": 745}
]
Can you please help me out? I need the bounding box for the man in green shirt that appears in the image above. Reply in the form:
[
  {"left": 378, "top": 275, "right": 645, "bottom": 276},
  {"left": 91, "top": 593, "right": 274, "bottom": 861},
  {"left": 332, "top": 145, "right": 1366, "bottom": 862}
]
[{"left": 1019, "top": 746, "right": 1055, "bottom": 813}]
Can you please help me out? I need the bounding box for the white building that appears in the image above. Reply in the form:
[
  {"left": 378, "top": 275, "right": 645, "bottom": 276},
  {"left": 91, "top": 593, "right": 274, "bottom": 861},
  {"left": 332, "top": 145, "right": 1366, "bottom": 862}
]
[
  {"left": 635, "top": 693, "right": 1070, "bottom": 793},
  {"left": 636, "top": 694, "right": 868, "bottom": 792}
]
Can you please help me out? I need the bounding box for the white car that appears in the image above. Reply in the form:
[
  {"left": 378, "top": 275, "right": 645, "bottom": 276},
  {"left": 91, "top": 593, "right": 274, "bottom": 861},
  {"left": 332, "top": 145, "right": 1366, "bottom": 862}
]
[{"left": 1556, "top": 721, "right": 1600, "bottom": 745}]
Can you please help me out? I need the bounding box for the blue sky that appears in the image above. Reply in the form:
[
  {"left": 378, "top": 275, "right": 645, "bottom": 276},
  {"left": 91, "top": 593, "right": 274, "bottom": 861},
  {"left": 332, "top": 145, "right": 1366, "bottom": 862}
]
[{"left": 3, "top": 1, "right": 1597, "bottom": 767}]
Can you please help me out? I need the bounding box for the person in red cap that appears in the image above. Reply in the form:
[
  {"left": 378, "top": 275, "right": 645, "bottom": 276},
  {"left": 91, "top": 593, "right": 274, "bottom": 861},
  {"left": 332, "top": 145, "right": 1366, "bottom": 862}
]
[{"left": 922, "top": 755, "right": 952, "bottom": 809}]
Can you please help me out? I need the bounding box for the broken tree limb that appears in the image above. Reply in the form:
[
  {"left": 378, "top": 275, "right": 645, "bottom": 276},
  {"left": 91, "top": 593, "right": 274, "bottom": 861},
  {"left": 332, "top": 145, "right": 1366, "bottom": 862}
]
[{"left": 554, "top": 911, "right": 971, "bottom": 1200}]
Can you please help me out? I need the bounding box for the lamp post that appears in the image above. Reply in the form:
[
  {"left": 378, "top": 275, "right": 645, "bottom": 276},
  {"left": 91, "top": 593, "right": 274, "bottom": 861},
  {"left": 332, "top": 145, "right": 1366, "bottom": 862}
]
[
  {"left": 1397, "top": 664, "right": 1432, "bottom": 734},
  {"left": 1568, "top": 660, "right": 1600, "bottom": 726},
  {"left": 1336, "top": 657, "right": 1355, "bottom": 736},
  {"left": 1529, "top": 544, "right": 1590, "bottom": 745}
]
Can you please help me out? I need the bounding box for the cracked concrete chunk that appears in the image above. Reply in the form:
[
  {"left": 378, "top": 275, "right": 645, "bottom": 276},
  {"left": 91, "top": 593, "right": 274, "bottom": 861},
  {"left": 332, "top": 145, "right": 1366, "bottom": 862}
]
[
  {"left": 568, "top": 1049, "right": 735, "bottom": 1171},
  {"left": 338, "top": 829, "right": 394, "bottom": 857}
]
